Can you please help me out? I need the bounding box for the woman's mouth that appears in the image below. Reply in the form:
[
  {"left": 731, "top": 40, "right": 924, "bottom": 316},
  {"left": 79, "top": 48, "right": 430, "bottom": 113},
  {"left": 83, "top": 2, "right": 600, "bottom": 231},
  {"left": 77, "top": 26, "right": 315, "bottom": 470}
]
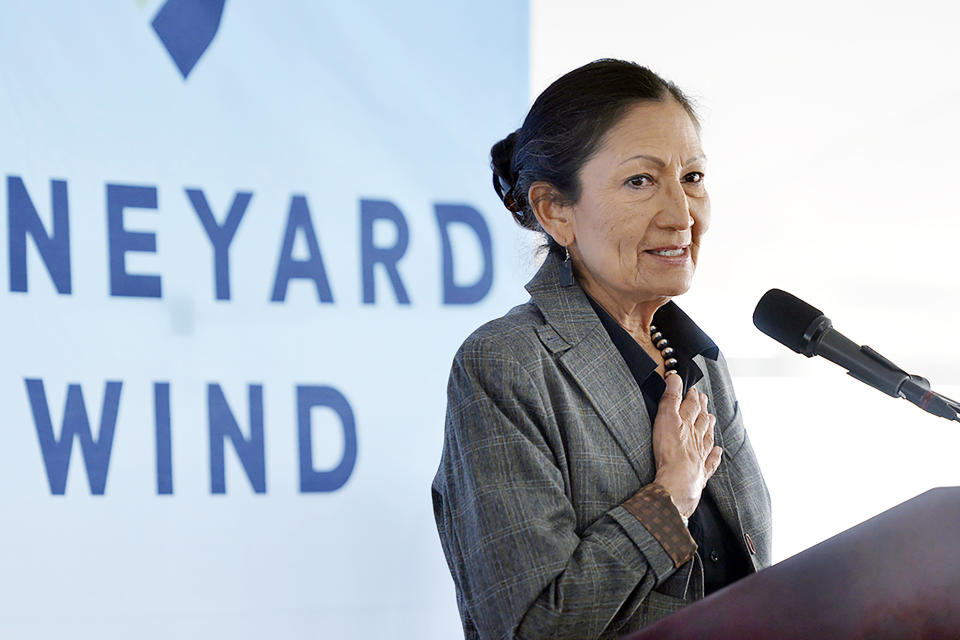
[
  {"left": 648, "top": 247, "right": 685, "bottom": 257},
  {"left": 644, "top": 245, "right": 690, "bottom": 263},
  {"left": 646, "top": 244, "right": 690, "bottom": 258}
]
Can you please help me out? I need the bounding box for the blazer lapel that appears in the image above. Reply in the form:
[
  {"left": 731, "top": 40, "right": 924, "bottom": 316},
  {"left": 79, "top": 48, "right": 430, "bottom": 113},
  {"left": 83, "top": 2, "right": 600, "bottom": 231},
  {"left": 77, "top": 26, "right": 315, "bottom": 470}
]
[
  {"left": 526, "top": 252, "right": 656, "bottom": 483},
  {"left": 559, "top": 332, "right": 657, "bottom": 483},
  {"left": 697, "top": 355, "right": 750, "bottom": 558}
]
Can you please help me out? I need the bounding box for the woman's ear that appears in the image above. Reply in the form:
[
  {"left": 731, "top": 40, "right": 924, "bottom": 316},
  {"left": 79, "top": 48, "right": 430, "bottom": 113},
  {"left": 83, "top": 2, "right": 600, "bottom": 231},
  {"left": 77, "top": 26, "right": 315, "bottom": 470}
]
[{"left": 528, "top": 181, "right": 575, "bottom": 247}]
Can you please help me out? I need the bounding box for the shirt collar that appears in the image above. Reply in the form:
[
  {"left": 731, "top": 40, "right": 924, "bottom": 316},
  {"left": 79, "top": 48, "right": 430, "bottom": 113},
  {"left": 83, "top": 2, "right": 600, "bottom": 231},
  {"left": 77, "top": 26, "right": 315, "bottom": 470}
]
[
  {"left": 586, "top": 296, "right": 719, "bottom": 393},
  {"left": 653, "top": 301, "right": 719, "bottom": 362},
  {"left": 587, "top": 298, "right": 718, "bottom": 362}
]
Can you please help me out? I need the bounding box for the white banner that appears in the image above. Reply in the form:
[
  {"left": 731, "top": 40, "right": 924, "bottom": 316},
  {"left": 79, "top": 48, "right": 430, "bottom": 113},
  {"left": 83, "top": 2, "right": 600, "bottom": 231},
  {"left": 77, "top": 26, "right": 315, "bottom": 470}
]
[{"left": 0, "top": 2, "right": 529, "bottom": 637}]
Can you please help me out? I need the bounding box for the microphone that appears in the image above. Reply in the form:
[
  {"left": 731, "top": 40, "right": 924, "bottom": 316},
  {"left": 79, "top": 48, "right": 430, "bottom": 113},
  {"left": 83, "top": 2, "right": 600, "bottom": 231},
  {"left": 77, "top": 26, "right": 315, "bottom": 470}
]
[{"left": 753, "top": 288, "right": 960, "bottom": 422}]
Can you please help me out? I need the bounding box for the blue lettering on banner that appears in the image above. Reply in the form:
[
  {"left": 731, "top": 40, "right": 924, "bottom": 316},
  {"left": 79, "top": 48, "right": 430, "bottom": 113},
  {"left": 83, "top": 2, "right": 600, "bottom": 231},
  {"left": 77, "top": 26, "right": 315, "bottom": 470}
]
[
  {"left": 297, "top": 385, "right": 358, "bottom": 493},
  {"left": 25, "top": 379, "right": 122, "bottom": 495},
  {"left": 208, "top": 383, "right": 266, "bottom": 494},
  {"left": 270, "top": 195, "right": 334, "bottom": 303},
  {"left": 187, "top": 188, "right": 251, "bottom": 301},
  {"left": 107, "top": 183, "right": 162, "bottom": 298},
  {"left": 360, "top": 199, "right": 410, "bottom": 304},
  {"left": 8, "top": 174, "right": 500, "bottom": 496},
  {"left": 7, "top": 176, "right": 72, "bottom": 294},
  {"left": 154, "top": 382, "right": 174, "bottom": 495},
  {"left": 5, "top": 176, "right": 498, "bottom": 306},
  {"left": 435, "top": 203, "right": 494, "bottom": 305},
  {"left": 21, "top": 379, "right": 362, "bottom": 495}
]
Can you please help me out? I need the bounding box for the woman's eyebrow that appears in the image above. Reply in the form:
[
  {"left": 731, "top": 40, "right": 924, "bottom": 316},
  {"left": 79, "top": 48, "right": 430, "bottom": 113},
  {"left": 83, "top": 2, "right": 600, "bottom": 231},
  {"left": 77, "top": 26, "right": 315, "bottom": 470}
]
[
  {"left": 619, "top": 154, "right": 664, "bottom": 167},
  {"left": 618, "top": 153, "right": 706, "bottom": 167}
]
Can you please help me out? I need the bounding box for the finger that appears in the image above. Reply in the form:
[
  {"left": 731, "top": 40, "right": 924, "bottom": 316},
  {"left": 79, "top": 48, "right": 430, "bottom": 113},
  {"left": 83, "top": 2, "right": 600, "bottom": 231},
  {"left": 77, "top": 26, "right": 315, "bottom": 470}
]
[
  {"left": 678, "top": 386, "right": 700, "bottom": 427},
  {"left": 693, "top": 409, "right": 711, "bottom": 442},
  {"left": 659, "top": 371, "right": 684, "bottom": 414},
  {"left": 704, "top": 445, "right": 723, "bottom": 479},
  {"left": 702, "top": 414, "right": 716, "bottom": 452}
]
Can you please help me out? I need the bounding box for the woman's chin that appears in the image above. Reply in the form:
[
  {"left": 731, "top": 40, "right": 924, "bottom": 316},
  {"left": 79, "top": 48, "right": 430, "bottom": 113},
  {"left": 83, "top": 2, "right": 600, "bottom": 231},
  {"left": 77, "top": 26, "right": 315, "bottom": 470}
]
[
  {"left": 651, "top": 285, "right": 691, "bottom": 300},
  {"left": 636, "top": 270, "right": 695, "bottom": 299}
]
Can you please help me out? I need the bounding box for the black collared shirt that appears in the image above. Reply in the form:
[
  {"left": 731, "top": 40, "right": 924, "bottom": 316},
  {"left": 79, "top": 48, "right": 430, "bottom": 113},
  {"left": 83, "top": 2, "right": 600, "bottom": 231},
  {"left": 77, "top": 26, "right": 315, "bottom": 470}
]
[{"left": 588, "top": 297, "right": 752, "bottom": 596}]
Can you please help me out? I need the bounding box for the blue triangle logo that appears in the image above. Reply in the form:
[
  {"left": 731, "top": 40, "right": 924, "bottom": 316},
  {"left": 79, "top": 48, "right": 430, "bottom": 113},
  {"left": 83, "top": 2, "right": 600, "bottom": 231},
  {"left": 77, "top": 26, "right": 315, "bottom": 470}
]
[{"left": 152, "top": 0, "right": 226, "bottom": 80}]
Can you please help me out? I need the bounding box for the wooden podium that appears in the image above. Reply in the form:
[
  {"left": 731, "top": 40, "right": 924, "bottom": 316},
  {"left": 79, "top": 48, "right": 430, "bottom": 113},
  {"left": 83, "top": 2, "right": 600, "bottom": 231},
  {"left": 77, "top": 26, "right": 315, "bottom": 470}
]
[{"left": 625, "top": 487, "right": 960, "bottom": 639}]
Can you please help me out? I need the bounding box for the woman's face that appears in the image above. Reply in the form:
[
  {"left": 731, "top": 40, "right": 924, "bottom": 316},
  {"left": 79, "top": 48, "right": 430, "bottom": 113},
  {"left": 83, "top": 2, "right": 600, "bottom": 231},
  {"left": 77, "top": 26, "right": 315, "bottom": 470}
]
[{"left": 569, "top": 98, "right": 709, "bottom": 310}]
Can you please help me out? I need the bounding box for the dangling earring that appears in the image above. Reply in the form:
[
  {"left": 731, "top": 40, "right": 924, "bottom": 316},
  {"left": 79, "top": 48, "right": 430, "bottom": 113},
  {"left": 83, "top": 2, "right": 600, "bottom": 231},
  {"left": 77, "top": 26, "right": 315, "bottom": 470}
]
[{"left": 560, "top": 244, "right": 574, "bottom": 287}]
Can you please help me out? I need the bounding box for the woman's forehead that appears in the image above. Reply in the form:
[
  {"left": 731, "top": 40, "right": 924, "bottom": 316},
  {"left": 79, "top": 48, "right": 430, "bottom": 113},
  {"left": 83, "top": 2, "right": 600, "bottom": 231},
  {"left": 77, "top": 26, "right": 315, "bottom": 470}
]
[{"left": 599, "top": 100, "right": 703, "bottom": 163}]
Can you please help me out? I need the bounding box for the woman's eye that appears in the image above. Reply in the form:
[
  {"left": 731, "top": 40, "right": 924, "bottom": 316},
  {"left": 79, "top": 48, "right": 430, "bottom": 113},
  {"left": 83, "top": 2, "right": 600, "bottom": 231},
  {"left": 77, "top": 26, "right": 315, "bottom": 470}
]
[
  {"left": 684, "top": 171, "right": 705, "bottom": 184},
  {"left": 627, "top": 174, "right": 653, "bottom": 188}
]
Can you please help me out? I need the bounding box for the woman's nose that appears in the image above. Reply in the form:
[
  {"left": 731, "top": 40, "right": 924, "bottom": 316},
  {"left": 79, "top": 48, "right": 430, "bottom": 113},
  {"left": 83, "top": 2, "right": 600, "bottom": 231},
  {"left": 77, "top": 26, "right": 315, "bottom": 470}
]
[{"left": 657, "top": 179, "right": 692, "bottom": 229}]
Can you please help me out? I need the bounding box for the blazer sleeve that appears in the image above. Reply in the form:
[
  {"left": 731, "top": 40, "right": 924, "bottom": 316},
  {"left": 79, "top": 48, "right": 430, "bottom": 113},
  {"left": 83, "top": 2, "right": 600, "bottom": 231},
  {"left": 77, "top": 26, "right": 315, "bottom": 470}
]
[{"left": 432, "top": 333, "right": 690, "bottom": 640}]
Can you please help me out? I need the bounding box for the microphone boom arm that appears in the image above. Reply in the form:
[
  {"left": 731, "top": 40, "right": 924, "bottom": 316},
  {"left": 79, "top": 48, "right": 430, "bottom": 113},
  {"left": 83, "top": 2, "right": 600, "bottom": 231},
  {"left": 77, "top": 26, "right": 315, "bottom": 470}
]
[{"left": 856, "top": 345, "right": 959, "bottom": 422}]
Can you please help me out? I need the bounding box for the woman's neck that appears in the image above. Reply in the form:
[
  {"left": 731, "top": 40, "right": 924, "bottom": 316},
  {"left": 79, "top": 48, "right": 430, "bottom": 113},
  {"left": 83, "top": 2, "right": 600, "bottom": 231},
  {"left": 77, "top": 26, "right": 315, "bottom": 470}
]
[{"left": 575, "top": 270, "right": 670, "bottom": 348}]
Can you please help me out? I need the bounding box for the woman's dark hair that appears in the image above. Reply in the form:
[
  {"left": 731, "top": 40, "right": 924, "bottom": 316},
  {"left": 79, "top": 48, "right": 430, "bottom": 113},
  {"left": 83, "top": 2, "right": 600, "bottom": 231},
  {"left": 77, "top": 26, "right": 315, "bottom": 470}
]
[{"left": 491, "top": 59, "right": 699, "bottom": 249}]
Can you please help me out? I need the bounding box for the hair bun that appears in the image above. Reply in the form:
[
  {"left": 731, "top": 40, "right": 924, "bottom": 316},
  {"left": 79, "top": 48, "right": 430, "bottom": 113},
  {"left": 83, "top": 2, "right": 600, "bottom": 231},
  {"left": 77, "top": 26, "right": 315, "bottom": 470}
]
[{"left": 490, "top": 130, "right": 522, "bottom": 213}]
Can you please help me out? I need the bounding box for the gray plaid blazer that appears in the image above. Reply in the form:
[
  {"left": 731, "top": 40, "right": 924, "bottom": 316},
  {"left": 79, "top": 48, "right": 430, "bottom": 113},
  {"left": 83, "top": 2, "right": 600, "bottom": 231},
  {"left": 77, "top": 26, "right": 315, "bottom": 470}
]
[{"left": 432, "top": 251, "right": 772, "bottom": 640}]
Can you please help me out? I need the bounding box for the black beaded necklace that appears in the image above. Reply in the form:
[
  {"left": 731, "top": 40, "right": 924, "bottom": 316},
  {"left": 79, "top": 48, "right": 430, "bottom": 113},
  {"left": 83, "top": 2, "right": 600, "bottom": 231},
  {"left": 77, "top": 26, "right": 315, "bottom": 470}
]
[{"left": 649, "top": 324, "right": 679, "bottom": 376}]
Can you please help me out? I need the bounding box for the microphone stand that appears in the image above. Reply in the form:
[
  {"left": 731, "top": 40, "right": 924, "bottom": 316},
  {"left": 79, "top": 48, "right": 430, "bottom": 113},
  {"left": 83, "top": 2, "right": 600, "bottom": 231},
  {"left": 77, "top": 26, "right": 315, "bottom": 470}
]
[{"left": 859, "top": 346, "right": 960, "bottom": 423}]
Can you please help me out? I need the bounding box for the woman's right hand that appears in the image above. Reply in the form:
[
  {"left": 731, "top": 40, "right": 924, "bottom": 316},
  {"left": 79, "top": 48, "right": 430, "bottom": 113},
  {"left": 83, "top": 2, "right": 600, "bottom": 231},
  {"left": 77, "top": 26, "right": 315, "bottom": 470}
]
[{"left": 651, "top": 373, "right": 723, "bottom": 518}]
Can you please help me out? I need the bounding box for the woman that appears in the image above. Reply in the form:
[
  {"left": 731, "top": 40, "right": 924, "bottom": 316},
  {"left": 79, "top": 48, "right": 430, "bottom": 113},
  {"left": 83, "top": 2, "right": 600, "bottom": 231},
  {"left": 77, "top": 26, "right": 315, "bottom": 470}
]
[{"left": 432, "top": 59, "right": 772, "bottom": 639}]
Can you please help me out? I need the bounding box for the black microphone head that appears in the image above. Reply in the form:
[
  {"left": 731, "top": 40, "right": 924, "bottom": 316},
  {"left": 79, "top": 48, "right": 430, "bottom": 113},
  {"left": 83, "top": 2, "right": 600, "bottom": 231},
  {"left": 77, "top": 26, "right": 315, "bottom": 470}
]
[{"left": 753, "top": 289, "right": 826, "bottom": 354}]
